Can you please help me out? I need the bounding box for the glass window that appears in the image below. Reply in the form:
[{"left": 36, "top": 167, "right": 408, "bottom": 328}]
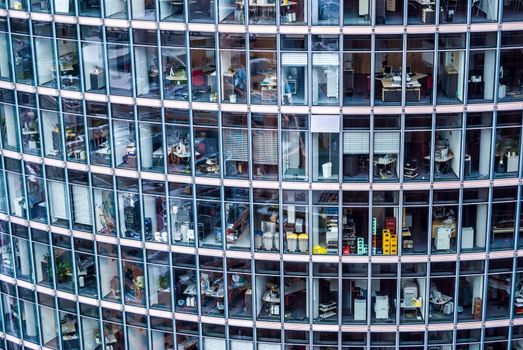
[
  {"left": 105, "top": 0, "right": 127, "bottom": 18},
  {"left": 188, "top": 0, "right": 215, "bottom": 22},
  {"left": 131, "top": 0, "right": 156, "bottom": 19},
  {"left": 107, "top": 28, "right": 132, "bottom": 96},
  {"left": 312, "top": 0, "right": 339, "bottom": 25},
  {"left": 281, "top": 0, "right": 306, "bottom": 24},
  {"left": 312, "top": 52, "right": 339, "bottom": 105},
  {"left": 162, "top": 31, "right": 188, "bottom": 101}
]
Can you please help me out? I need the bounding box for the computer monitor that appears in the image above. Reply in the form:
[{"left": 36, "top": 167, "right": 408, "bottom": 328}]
[{"left": 383, "top": 65, "right": 392, "bottom": 75}]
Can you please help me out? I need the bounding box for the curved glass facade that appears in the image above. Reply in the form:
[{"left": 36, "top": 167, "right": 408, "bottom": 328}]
[{"left": 0, "top": 1, "right": 522, "bottom": 349}]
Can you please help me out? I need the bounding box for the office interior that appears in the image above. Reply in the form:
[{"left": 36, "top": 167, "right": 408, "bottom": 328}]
[
  {"left": 190, "top": 42, "right": 217, "bottom": 103},
  {"left": 343, "top": 52, "right": 371, "bottom": 106},
  {"left": 499, "top": 47, "right": 523, "bottom": 102},
  {"left": 249, "top": 35, "right": 277, "bottom": 105},
  {"left": 311, "top": 0, "right": 340, "bottom": 25}
]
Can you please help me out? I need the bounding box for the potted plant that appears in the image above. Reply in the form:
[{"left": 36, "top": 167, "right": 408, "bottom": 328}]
[
  {"left": 55, "top": 261, "right": 72, "bottom": 283},
  {"left": 159, "top": 275, "right": 169, "bottom": 290}
]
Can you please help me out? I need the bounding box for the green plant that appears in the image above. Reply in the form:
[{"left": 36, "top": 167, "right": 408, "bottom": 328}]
[
  {"left": 55, "top": 261, "right": 72, "bottom": 283},
  {"left": 159, "top": 275, "right": 169, "bottom": 290}
]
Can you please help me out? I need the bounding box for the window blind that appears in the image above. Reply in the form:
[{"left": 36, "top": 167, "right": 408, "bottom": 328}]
[
  {"left": 312, "top": 53, "right": 339, "bottom": 66},
  {"left": 72, "top": 185, "right": 92, "bottom": 226},
  {"left": 223, "top": 129, "right": 248, "bottom": 161},
  {"left": 230, "top": 340, "right": 253, "bottom": 350},
  {"left": 343, "top": 132, "right": 370, "bottom": 154},
  {"left": 311, "top": 115, "right": 340, "bottom": 133},
  {"left": 203, "top": 338, "right": 226, "bottom": 350},
  {"left": 253, "top": 130, "right": 278, "bottom": 165},
  {"left": 48, "top": 181, "right": 67, "bottom": 220},
  {"left": 374, "top": 132, "right": 400, "bottom": 154},
  {"left": 282, "top": 53, "right": 307, "bottom": 66}
]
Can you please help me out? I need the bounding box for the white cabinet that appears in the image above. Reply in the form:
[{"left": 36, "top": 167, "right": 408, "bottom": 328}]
[{"left": 354, "top": 299, "right": 366, "bottom": 320}]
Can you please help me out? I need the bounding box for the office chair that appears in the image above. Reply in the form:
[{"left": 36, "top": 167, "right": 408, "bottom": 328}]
[{"left": 191, "top": 69, "right": 206, "bottom": 98}]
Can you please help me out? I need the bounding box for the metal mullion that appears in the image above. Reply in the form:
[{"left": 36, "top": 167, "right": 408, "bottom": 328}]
[
  {"left": 432, "top": 32, "right": 439, "bottom": 106},
  {"left": 369, "top": 28, "right": 376, "bottom": 108},
  {"left": 183, "top": 32, "right": 194, "bottom": 104},
  {"left": 157, "top": 30, "right": 166, "bottom": 103},
  {"left": 421, "top": 260, "right": 429, "bottom": 336},
  {"left": 275, "top": 32, "right": 281, "bottom": 109},
  {"left": 120, "top": 299, "right": 129, "bottom": 350},
  {"left": 517, "top": 115, "right": 523, "bottom": 181},
  {"left": 244, "top": 32, "right": 251, "bottom": 107},
  {"left": 71, "top": 246, "right": 86, "bottom": 350},
  {"left": 307, "top": 34, "right": 312, "bottom": 111},
  {"left": 100, "top": 23, "right": 112, "bottom": 99},
  {"left": 481, "top": 188, "right": 494, "bottom": 326},
  {"left": 401, "top": 32, "right": 407, "bottom": 107},
  {"left": 213, "top": 34, "right": 222, "bottom": 106},
  {"left": 398, "top": 108, "right": 405, "bottom": 185},
  {"left": 492, "top": 30, "right": 502, "bottom": 105},
  {"left": 72, "top": 21, "right": 86, "bottom": 93},
  {"left": 462, "top": 31, "right": 471, "bottom": 105},
  {"left": 4, "top": 219, "right": 24, "bottom": 343},
  {"left": 128, "top": 27, "right": 138, "bottom": 101}
]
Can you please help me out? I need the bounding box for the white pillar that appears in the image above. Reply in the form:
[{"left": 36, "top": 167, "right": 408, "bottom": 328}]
[
  {"left": 18, "top": 240, "right": 30, "bottom": 276},
  {"left": 140, "top": 123, "right": 153, "bottom": 169},
  {"left": 23, "top": 300, "right": 36, "bottom": 337},
  {"left": 144, "top": 195, "right": 157, "bottom": 233},
  {"left": 475, "top": 204, "right": 487, "bottom": 248},
  {"left": 479, "top": 129, "right": 491, "bottom": 176},
  {"left": 4, "top": 106, "right": 17, "bottom": 148}
]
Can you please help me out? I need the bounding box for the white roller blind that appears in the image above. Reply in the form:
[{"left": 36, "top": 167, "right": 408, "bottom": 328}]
[
  {"left": 230, "top": 340, "right": 253, "bottom": 350},
  {"left": 312, "top": 53, "right": 339, "bottom": 66},
  {"left": 344, "top": 132, "right": 370, "bottom": 154},
  {"left": 203, "top": 338, "right": 226, "bottom": 350},
  {"left": 48, "top": 181, "right": 67, "bottom": 220},
  {"left": 282, "top": 53, "right": 307, "bottom": 66},
  {"left": 311, "top": 115, "right": 340, "bottom": 133},
  {"left": 257, "top": 343, "right": 281, "bottom": 350},
  {"left": 72, "top": 185, "right": 92, "bottom": 226},
  {"left": 223, "top": 129, "right": 248, "bottom": 161},
  {"left": 253, "top": 130, "right": 278, "bottom": 165},
  {"left": 374, "top": 132, "right": 400, "bottom": 154}
]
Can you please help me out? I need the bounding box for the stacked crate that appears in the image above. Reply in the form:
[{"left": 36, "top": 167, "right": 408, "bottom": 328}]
[
  {"left": 385, "top": 217, "right": 397, "bottom": 255},
  {"left": 382, "top": 229, "right": 391, "bottom": 254}
]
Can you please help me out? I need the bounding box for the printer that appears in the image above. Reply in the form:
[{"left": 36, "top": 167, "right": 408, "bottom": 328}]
[{"left": 401, "top": 281, "right": 418, "bottom": 307}]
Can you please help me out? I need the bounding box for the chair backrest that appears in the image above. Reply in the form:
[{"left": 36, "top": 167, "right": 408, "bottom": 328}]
[{"left": 192, "top": 69, "right": 204, "bottom": 86}]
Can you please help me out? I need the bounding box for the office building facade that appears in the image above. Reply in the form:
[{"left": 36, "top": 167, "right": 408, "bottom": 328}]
[{"left": 0, "top": 0, "right": 522, "bottom": 349}]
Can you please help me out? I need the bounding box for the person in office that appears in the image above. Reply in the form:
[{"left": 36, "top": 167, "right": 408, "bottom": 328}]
[
  {"left": 233, "top": 65, "right": 247, "bottom": 99},
  {"left": 283, "top": 77, "right": 294, "bottom": 104}
]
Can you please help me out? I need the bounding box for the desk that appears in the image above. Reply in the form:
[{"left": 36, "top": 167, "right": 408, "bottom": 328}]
[
  {"left": 376, "top": 73, "right": 427, "bottom": 102},
  {"left": 166, "top": 68, "right": 188, "bottom": 85},
  {"left": 374, "top": 155, "right": 397, "bottom": 179},
  {"left": 429, "top": 293, "right": 452, "bottom": 314},
  {"left": 424, "top": 152, "right": 454, "bottom": 176}
]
